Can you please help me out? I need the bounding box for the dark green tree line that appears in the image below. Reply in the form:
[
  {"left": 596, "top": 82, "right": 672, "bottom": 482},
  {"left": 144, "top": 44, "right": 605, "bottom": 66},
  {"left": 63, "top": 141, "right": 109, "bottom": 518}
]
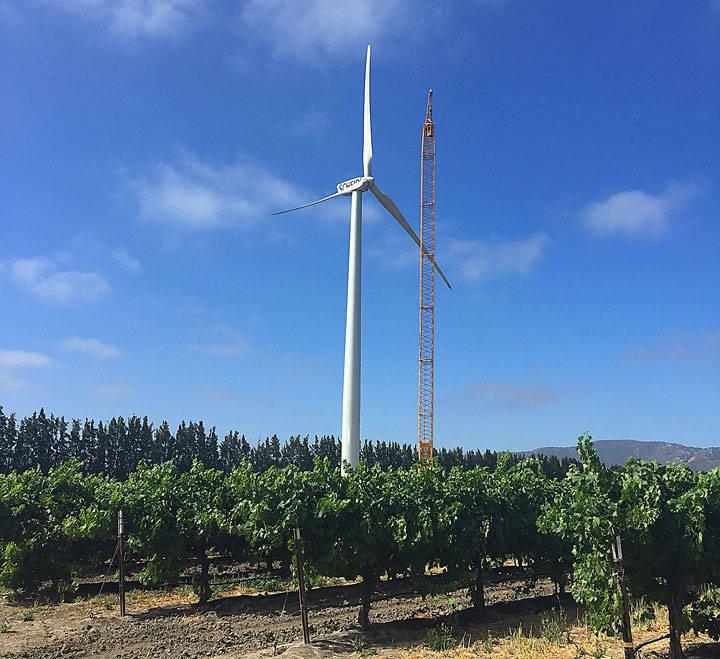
[{"left": 0, "top": 406, "right": 578, "bottom": 479}]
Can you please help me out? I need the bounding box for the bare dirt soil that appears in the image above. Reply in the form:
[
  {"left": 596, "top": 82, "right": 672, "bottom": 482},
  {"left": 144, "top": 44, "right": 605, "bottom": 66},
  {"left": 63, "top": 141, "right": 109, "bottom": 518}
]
[{"left": 1, "top": 575, "right": 718, "bottom": 658}]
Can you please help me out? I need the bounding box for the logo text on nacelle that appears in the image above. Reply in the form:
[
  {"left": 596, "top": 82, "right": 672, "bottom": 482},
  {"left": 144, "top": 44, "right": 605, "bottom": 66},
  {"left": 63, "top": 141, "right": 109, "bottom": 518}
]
[{"left": 336, "top": 177, "right": 366, "bottom": 195}]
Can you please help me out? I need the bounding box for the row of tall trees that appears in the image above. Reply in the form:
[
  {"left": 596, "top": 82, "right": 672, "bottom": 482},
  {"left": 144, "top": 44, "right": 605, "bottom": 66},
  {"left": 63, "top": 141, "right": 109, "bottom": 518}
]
[{"left": 0, "top": 406, "right": 578, "bottom": 480}]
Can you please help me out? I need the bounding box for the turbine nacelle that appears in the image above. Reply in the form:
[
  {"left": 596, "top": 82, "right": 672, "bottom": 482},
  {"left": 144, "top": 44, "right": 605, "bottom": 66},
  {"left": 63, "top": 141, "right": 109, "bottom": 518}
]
[{"left": 337, "top": 176, "right": 373, "bottom": 196}]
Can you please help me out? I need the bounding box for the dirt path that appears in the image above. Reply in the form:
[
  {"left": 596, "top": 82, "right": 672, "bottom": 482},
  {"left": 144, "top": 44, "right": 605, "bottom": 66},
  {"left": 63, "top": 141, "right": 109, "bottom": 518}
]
[{"left": 2, "top": 577, "right": 718, "bottom": 658}]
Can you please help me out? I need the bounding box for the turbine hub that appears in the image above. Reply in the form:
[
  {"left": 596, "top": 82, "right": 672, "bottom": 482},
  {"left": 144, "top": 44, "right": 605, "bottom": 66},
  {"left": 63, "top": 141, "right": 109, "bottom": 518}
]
[{"left": 336, "top": 176, "right": 372, "bottom": 196}]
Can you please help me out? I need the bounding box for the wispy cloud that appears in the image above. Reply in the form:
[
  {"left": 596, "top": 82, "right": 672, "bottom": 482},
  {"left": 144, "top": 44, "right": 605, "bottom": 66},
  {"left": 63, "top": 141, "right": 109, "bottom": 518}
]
[
  {"left": 367, "top": 229, "right": 420, "bottom": 270},
  {"left": 289, "top": 107, "right": 331, "bottom": 138},
  {"left": 444, "top": 233, "right": 550, "bottom": 283},
  {"left": 442, "top": 381, "right": 576, "bottom": 410},
  {"left": 580, "top": 182, "right": 699, "bottom": 238},
  {"left": 60, "top": 337, "right": 121, "bottom": 359},
  {"left": 189, "top": 321, "right": 251, "bottom": 358},
  {"left": 174, "top": 299, "right": 253, "bottom": 357},
  {"left": 198, "top": 386, "right": 245, "bottom": 404},
  {"left": 91, "top": 383, "right": 132, "bottom": 398},
  {"left": 130, "top": 151, "right": 346, "bottom": 231},
  {"left": 0, "top": 348, "right": 52, "bottom": 391},
  {"left": 113, "top": 247, "right": 142, "bottom": 273},
  {"left": 193, "top": 336, "right": 250, "bottom": 358},
  {"left": 622, "top": 329, "right": 720, "bottom": 365},
  {"left": 238, "top": 0, "right": 413, "bottom": 62},
  {"left": 369, "top": 230, "right": 550, "bottom": 284},
  {"left": 2, "top": 257, "right": 110, "bottom": 304},
  {"left": 0, "top": 371, "right": 28, "bottom": 390},
  {"left": 0, "top": 349, "right": 52, "bottom": 369},
  {"left": 43, "top": 0, "right": 205, "bottom": 42}
]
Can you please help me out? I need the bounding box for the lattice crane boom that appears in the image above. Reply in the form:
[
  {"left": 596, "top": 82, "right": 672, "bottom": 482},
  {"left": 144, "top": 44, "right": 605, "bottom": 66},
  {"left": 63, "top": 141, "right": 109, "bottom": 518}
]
[{"left": 418, "top": 90, "right": 435, "bottom": 462}]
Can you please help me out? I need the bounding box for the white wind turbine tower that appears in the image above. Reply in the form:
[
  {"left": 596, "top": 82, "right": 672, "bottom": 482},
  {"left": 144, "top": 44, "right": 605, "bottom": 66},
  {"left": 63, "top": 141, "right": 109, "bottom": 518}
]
[{"left": 274, "top": 46, "right": 451, "bottom": 474}]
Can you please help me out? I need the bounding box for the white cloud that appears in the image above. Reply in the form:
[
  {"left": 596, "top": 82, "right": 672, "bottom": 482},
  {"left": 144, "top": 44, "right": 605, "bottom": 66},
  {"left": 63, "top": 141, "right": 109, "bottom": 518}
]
[
  {"left": 130, "top": 151, "right": 343, "bottom": 230},
  {"left": 4, "top": 257, "right": 110, "bottom": 304},
  {"left": 0, "top": 349, "right": 52, "bottom": 369},
  {"left": 0, "top": 371, "right": 28, "bottom": 391},
  {"left": 580, "top": 183, "right": 698, "bottom": 238},
  {"left": 443, "top": 381, "right": 571, "bottom": 410},
  {"left": 60, "top": 337, "right": 121, "bottom": 359},
  {"left": 113, "top": 247, "right": 142, "bottom": 273},
  {"left": 444, "top": 232, "right": 550, "bottom": 283},
  {"left": 91, "top": 383, "right": 132, "bottom": 398},
  {"left": 46, "top": 0, "right": 204, "bottom": 41},
  {"left": 0, "top": 348, "right": 51, "bottom": 391},
  {"left": 369, "top": 229, "right": 549, "bottom": 284},
  {"left": 238, "top": 0, "right": 413, "bottom": 62}
]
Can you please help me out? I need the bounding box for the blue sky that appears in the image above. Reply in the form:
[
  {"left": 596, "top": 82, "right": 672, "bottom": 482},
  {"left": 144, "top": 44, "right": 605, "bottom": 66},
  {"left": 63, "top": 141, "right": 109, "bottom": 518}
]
[{"left": 1, "top": 0, "right": 718, "bottom": 452}]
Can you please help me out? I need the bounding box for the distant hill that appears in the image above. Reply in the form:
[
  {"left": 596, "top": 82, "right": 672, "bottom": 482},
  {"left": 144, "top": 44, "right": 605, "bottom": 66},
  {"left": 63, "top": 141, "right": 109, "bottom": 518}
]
[{"left": 526, "top": 440, "right": 720, "bottom": 472}]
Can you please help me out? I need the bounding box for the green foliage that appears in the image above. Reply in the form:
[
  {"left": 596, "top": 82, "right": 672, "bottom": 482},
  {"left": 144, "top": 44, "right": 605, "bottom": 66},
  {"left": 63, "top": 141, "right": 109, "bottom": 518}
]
[
  {"left": 350, "top": 635, "right": 378, "bottom": 655},
  {"left": 540, "top": 433, "right": 720, "bottom": 658},
  {"left": 687, "top": 586, "right": 720, "bottom": 640},
  {"left": 303, "top": 461, "right": 447, "bottom": 599},
  {"left": 1, "top": 429, "right": 719, "bottom": 659},
  {"left": 97, "top": 593, "right": 117, "bottom": 610},
  {"left": 0, "top": 461, "right": 106, "bottom": 596},
  {"left": 424, "top": 623, "right": 456, "bottom": 651},
  {"left": 242, "top": 572, "right": 289, "bottom": 593},
  {"left": 540, "top": 608, "right": 568, "bottom": 644},
  {"left": 121, "top": 461, "right": 188, "bottom": 586},
  {"left": 476, "top": 630, "right": 494, "bottom": 653},
  {"left": 631, "top": 597, "right": 656, "bottom": 631},
  {"left": 540, "top": 436, "right": 622, "bottom": 631},
  {"left": 438, "top": 465, "right": 495, "bottom": 604},
  {"left": 119, "top": 460, "right": 235, "bottom": 602}
]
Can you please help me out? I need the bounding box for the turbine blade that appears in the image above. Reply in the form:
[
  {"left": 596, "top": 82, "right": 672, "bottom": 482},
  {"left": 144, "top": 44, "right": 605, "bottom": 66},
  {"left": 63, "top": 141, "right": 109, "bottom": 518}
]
[
  {"left": 369, "top": 183, "right": 452, "bottom": 289},
  {"left": 363, "top": 45, "right": 373, "bottom": 178},
  {"left": 272, "top": 191, "right": 343, "bottom": 215}
]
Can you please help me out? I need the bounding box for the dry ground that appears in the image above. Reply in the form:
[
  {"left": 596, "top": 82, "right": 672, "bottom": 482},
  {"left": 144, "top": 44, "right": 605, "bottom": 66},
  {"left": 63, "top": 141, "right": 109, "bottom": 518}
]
[{"left": 1, "top": 574, "right": 717, "bottom": 659}]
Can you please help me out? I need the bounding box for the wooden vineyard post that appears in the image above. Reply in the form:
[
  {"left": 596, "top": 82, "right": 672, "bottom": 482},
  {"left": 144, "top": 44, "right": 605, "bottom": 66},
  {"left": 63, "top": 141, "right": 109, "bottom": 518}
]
[
  {"left": 612, "top": 535, "right": 633, "bottom": 659},
  {"left": 118, "top": 510, "right": 126, "bottom": 617},
  {"left": 294, "top": 527, "right": 310, "bottom": 644}
]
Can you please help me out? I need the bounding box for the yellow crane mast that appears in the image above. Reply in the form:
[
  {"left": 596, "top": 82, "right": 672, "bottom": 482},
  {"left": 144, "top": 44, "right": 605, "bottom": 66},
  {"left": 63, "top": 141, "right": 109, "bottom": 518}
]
[{"left": 418, "top": 90, "right": 435, "bottom": 462}]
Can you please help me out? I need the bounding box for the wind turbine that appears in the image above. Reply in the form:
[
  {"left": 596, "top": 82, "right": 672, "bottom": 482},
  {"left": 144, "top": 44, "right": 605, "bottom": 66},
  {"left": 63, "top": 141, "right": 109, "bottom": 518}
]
[{"left": 274, "top": 45, "right": 451, "bottom": 474}]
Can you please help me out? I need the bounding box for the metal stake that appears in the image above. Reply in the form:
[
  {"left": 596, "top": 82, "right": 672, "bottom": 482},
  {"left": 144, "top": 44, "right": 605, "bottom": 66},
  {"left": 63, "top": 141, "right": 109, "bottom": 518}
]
[{"left": 118, "top": 510, "right": 126, "bottom": 617}]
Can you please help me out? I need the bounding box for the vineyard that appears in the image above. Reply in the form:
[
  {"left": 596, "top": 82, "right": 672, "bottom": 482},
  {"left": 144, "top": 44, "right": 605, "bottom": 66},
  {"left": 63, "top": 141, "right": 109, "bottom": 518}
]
[{"left": 2, "top": 435, "right": 720, "bottom": 658}]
